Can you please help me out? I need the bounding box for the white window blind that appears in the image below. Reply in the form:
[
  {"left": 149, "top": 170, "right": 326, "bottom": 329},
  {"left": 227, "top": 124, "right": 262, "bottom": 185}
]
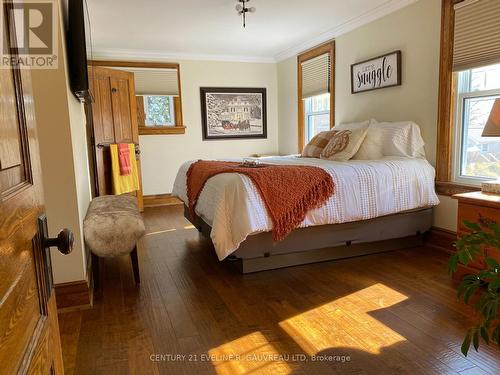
[
  {"left": 453, "top": 0, "right": 500, "bottom": 71},
  {"left": 112, "top": 67, "right": 179, "bottom": 96},
  {"left": 301, "top": 53, "right": 330, "bottom": 99}
]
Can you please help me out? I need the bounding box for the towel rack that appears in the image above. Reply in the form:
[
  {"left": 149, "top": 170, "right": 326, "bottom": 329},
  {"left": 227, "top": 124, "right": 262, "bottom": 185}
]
[
  {"left": 96, "top": 143, "right": 141, "bottom": 156},
  {"left": 96, "top": 142, "right": 139, "bottom": 148}
]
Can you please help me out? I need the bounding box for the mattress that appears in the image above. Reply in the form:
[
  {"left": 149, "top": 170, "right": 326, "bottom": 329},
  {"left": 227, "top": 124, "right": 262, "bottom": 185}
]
[{"left": 172, "top": 155, "right": 440, "bottom": 260}]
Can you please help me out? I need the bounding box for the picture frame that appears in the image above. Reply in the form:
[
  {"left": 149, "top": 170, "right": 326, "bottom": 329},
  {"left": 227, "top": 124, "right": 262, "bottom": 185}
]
[
  {"left": 351, "top": 50, "right": 402, "bottom": 94},
  {"left": 200, "top": 87, "right": 267, "bottom": 140}
]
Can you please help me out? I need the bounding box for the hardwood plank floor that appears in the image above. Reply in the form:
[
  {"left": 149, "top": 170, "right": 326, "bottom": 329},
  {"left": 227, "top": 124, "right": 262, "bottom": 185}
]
[{"left": 58, "top": 205, "right": 500, "bottom": 375}]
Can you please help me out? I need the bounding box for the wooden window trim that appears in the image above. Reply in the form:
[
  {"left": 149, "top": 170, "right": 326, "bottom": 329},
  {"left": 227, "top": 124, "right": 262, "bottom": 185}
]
[
  {"left": 297, "top": 41, "right": 335, "bottom": 152},
  {"left": 138, "top": 126, "right": 186, "bottom": 135},
  {"left": 88, "top": 60, "right": 185, "bottom": 135},
  {"left": 435, "top": 0, "right": 479, "bottom": 196}
]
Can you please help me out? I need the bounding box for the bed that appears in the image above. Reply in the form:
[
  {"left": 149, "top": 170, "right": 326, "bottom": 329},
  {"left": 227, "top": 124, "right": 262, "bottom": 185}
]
[{"left": 172, "top": 155, "right": 440, "bottom": 273}]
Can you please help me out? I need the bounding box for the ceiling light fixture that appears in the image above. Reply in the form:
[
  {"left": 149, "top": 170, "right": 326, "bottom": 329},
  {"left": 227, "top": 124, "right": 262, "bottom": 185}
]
[{"left": 235, "top": 0, "right": 256, "bottom": 28}]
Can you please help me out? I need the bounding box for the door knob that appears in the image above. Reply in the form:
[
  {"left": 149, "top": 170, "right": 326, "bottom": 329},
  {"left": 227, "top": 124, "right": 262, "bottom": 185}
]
[
  {"left": 43, "top": 228, "right": 74, "bottom": 255},
  {"left": 38, "top": 215, "right": 74, "bottom": 255}
]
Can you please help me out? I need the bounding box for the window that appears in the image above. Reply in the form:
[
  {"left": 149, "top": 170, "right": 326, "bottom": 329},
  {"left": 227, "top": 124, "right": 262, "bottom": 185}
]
[
  {"left": 435, "top": 0, "right": 500, "bottom": 195},
  {"left": 143, "top": 95, "right": 175, "bottom": 126},
  {"left": 304, "top": 93, "right": 330, "bottom": 142},
  {"left": 94, "top": 61, "right": 185, "bottom": 135},
  {"left": 454, "top": 63, "right": 500, "bottom": 184},
  {"left": 297, "top": 42, "right": 335, "bottom": 151}
]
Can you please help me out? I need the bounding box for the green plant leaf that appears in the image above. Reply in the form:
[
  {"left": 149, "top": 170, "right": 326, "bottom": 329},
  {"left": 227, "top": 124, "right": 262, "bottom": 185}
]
[
  {"left": 485, "top": 257, "right": 499, "bottom": 269},
  {"left": 473, "top": 329, "right": 480, "bottom": 351},
  {"left": 451, "top": 218, "right": 500, "bottom": 355},
  {"left": 464, "top": 220, "right": 481, "bottom": 231},
  {"left": 462, "top": 329, "right": 472, "bottom": 356},
  {"left": 489, "top": 223, "right": 500, "bottom": 233},
  {"left": 488, "top": 278, "right": 500, "bottom": 292},
  {"left": 464, "top": 285, "right": 479, "bottom": 304},
  {"left": 493, "top": 326, "right": 500, "bottom": 348},
  {"left": 448, "top": 254, "right": 459, "bottom": 274},
  {"left": 458, "top": 251, "right": 470, "bottom": 265},
  {"left": 480, "top": 326, "right": 489, "bottom": 344},
  {"left": 458, "top": 275, "right": 481, "bottom": 303},
  {"left": 478, "top": 270, "right": 496, "bottom": 279}
]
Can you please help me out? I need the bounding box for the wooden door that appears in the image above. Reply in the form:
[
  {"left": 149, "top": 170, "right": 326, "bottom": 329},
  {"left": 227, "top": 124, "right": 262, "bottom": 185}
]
[
  {"left": 0, "top": 3, "right": 64, "bottom": 374},
  {"left": 89, "top": 66, "right": 144, "bottom": 210}
]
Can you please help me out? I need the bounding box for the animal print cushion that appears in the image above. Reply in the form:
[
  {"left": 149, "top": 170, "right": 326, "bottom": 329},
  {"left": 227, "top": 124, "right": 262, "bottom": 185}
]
[
  {"left": 83, "top": 195, "right": 145, "bottom": 257},
  {"left": 301, "top": 130, "right": 338, "bottom": 158},
  {"left": 320, "top": 127, "right": 369, "bottom": 162}
]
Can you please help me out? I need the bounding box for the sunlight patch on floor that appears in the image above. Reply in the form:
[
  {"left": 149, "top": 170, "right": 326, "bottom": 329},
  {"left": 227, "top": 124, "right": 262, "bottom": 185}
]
[
  {"left": 144, "top": 229, "right": 177, "bottom": 236},
  {"left": 184, "top": 224, "right": 196, "bottom": 229},
  {"left": 208, "top": 331, "right": 293, "bottom": 375},
  {"left": 279, "top": 283, "right": 408, "bottom": 355}
]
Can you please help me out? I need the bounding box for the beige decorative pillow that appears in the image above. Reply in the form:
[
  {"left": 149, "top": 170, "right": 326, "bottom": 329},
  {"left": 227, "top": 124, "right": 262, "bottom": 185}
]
[
  {"left": 320, "top": 128, "right": 368, "bottom": 161},
  {"left": 301, "top": 130, "right": 337, "bottom": 158}
]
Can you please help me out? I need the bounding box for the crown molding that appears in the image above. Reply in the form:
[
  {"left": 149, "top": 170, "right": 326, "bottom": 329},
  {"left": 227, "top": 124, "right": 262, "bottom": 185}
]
[
  {"left": 89, "top": 48, "right": 276, "bottom": 64},
  {"left": 274, "top": 0, "right": 419, "bottom": 62}
]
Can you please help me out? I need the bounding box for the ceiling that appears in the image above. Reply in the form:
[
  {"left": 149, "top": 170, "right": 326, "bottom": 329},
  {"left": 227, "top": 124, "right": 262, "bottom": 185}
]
[{"left": 86, "top": 0, "right": 417, "bottom": 63}]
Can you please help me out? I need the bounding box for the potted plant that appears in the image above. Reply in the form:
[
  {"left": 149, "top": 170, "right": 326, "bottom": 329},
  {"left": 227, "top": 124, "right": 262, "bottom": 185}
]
[{"left": 449, "top": 218, "right": 500, "bottom": 356}]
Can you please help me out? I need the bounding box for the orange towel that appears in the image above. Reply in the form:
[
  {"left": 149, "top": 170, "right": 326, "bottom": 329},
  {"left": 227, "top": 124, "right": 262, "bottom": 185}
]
[
  {"left": 118, "top": 143, "right": 132, "bottom": 176},
  {"left": 187, "top": 160, "right": 335, "bottom": 242}
]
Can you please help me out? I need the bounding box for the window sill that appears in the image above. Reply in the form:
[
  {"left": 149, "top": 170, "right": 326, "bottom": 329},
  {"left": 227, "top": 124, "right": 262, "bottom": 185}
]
[
  {"left": 139, "top": 126, "right": 186, "bottom": 135},
  {"left": 435, "top": 181, "right": 480, "bottom": 196}
]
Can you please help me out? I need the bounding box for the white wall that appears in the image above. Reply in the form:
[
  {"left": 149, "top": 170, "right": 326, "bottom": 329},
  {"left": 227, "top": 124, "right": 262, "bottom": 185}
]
[
  {"left": 32, "top": 0, "right": 91, "bottom": 284},
  {"left": 277, "top": 0, "right": 456, "bottom": 231},
  {"left": 277, "top": 57, "right": 298, "bottom": 155},
  {"left": 335, "top": 0, "right": 441, "bottom": 165},
  {"left": 433, "top": 195, "right": 458, "bottom": 231},
  {"left": 138, "top": 60, "right": 279, "bottom": 195}
]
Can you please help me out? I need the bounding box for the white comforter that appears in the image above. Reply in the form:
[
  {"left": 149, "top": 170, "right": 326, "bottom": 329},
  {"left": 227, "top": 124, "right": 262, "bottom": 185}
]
[{"left": 172, "top": 156, "right": 440, "bottom": 260}]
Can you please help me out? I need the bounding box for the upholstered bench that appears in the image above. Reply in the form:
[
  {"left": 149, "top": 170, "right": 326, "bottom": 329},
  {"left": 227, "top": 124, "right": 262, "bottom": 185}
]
[{"left": 83, "top": 195, "right": 145, "bottom": 286}]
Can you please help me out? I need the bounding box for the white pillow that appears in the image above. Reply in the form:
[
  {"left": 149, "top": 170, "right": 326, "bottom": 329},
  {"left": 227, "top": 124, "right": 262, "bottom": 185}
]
[
  {"left": 320, "top": 127, "right": 369, "bottom": 162},
  {"left": 334, "top": 120, "right": 370, "bottom": 131},
  {"left": 353, "top": 121, "right": 426, "bottom": 160}
]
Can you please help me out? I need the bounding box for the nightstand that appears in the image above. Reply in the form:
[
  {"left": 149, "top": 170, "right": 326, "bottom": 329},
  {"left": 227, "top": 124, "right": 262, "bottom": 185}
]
[{"left": 452, "top": 191, "right": 500, "bottom": 278}]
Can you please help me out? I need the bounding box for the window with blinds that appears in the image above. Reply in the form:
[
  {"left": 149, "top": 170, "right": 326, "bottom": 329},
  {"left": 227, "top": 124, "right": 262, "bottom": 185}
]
[
  {"left": 449, "top": 0, "right": 500, "bottom": 185},
  {"left": 101, "top": 63, "right": 185, "bottom": 135},
  {"left": 301, "top": 53, "right": 331, "bottom": 99},
  {"left": 115, "top": 67, "right": 180, "bottom": 96},
  {"left": 453, "top": 0, "right": 500, "bottom": 71},
  {"left": 297, "top": 42, "right": 335, "bottom": 150}
]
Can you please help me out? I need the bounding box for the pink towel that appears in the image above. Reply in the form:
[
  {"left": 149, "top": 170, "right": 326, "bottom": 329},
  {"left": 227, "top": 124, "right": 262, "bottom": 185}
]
[{"left": 118, "top": 143, "right": 132, "bottom": 176}]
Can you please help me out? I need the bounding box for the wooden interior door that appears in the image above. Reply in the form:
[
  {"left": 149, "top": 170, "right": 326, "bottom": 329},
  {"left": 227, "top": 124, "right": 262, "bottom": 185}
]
[
  {"left": 89, "top": 66, "right": 144, "bottom": 210},
  {"left": 0, "top": 3, "right": 66, "bottom": 373}
]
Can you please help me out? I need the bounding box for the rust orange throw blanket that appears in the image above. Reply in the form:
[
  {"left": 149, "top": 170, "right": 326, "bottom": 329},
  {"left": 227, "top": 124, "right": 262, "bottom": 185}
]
[{"left": 186, "top": 160, "right": 335, "bottom": 242}]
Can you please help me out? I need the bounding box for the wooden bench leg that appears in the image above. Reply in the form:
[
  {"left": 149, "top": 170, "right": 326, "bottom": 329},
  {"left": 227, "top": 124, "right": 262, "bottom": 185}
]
[
  {"left": 130, "top": 246, "right": 140, "bottom": 284},
  {"left": 92, "top": 253, "right": 100, "bottom": 290}
]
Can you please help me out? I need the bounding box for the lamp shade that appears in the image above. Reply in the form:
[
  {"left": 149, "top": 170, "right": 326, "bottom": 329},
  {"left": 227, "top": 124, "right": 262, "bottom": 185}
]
[{"left": 482, "top": 99, "right": 500, "bottom": 137}]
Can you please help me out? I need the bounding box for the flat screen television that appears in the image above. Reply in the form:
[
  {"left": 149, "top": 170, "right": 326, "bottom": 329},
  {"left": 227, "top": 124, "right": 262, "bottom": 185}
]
[{"left": 66, "top": 0, "right": 91, "bottom": 102}]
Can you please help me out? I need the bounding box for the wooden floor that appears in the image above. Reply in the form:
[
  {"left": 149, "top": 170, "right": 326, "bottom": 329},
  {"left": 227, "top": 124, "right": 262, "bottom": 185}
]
[{"left": 58, "top": 205, "right": 500, "bottom": 375}]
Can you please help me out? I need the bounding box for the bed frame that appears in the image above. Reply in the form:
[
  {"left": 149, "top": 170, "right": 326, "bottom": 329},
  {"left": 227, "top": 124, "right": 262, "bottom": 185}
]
[{"left": 184, "top": 205, "right": 433, "bottom": 273}]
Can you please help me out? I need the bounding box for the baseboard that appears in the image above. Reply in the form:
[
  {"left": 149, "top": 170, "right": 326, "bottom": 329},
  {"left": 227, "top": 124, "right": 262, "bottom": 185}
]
[
  {"left": 425, "top": 226, "right": 456, "bottom": 254},
  {"left": 55, "top": 280, "right": 93, "bottom": 312},
  {"left": 143, "top": 193, "right": 182, "bottom": 208}
]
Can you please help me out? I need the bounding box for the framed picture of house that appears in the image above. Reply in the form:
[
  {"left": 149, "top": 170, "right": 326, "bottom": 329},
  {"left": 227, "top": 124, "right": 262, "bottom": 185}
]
[
  {"left": 351, "top": 50, "right": 402, "bottom": 94},
  {"left": 200, "top": 87, "right": 267, "bottom": 140}
]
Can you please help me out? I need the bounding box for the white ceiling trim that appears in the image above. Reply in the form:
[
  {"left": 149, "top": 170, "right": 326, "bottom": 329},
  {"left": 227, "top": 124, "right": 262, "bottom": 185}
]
[
  {"left": 90, "top": 0, "right": 418, "bottom": 64},
  {"left": 90, "top": 48, "right": 276, "bottom": 64},
  {"left": 274, "top": 0, "right": 419, "bottom": 62}
]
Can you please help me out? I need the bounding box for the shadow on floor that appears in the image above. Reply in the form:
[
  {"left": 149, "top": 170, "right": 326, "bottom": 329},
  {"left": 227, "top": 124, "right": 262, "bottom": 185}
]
[{"left": 58, "top": 205, "right": 500, "bottom": 375}]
